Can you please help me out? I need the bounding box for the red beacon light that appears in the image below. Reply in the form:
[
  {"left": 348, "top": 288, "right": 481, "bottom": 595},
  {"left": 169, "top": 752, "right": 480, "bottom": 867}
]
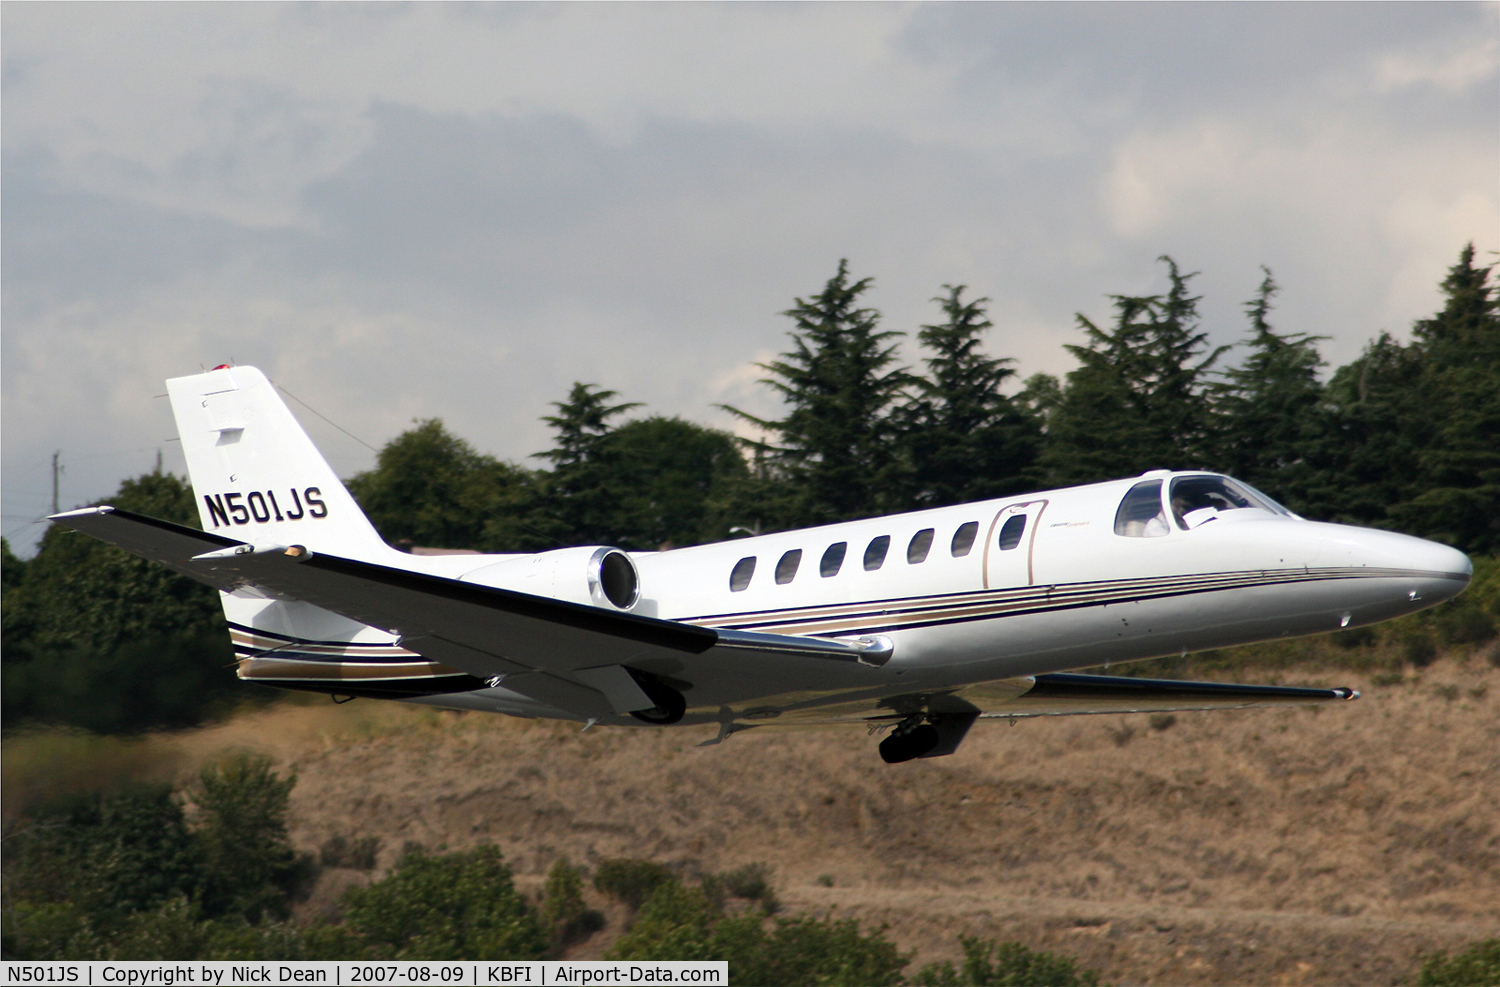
[{"left": 211, "top": 364, "right": 232, "bottom": 371}]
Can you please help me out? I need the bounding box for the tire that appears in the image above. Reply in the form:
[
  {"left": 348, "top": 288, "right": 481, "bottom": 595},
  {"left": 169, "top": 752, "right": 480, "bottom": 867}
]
[
  {"left": 878, "top": 723, "right": 940, "bottom": 763},
  {"left": 629, "top": 676, "right": 687, "bottom": 725}
]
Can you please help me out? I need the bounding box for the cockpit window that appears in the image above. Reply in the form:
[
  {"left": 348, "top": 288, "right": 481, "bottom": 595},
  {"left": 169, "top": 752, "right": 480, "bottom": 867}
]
[
  {"left": 1114, "top": 480, "right": 1169, "bottom": 538},
  {"left": 1169, "top": 475, "right": 1282, "bottom": 529}
]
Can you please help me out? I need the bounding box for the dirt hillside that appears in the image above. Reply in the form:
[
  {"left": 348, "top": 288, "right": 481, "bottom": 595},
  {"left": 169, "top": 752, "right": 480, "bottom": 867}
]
[{"left": 11, "top": 655, "right": 1497, "bottom": 984}]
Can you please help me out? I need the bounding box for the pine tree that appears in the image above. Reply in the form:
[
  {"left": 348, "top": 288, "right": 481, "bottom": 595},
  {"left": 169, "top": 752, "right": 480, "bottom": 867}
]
[
  {"left": 533, "top": 384, "right": 641, "bottom": 545},
  {"left": 1041, "top": 257, "right": 1227, "bottom": 485},
  {"left": 722, "top": 260, "right": 911, "bottom": 526},
  {"left": 898, "top": 285, "right": 1040, "bottom": 507},
  {"left": 1389, "top": 244, "right": 1500, "bottom": 552},
  {"left": 1212, "top": 268, "right": 1325, "bottom": 506}
]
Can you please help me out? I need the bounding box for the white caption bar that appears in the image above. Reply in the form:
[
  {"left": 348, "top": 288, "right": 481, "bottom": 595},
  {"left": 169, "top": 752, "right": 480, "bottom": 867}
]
[{"left": 1, "top": 962, "right": 727, "bottom": 987}]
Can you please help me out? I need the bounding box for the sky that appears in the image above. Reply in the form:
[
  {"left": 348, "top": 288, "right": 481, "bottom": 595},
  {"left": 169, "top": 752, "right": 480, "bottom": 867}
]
[{"left": 4, "top": 2, "right": 1497, "bottom": 555}]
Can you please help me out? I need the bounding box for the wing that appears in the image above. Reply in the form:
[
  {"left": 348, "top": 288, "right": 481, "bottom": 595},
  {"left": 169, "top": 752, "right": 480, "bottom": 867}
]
[
  {"left": 50, "top": 507, "right": 895, "bottom": 719},
  {"left": 981, "top": 671, "right": 1358, "bottom": 717}
]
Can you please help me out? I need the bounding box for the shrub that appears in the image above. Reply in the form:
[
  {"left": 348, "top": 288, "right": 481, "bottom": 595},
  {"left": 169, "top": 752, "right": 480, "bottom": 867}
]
[
  {"left": 1405, "top": 632, "right": 1439, "bottom": 667},
  {"left": 703, "top": 863, "right": 780, "bottom": 914},
  {"left": 539, "top": 859, "right": 604, "bottom": 953},
  {"left": 1435, "top": 607, "right": 1497, "bottom": 647},
  {"left": 717, "top": 913, "right": 907, "bottom": 987},
  {"left": 5, "top": 784, "right": 199, "bottom": 924},
  {"left": 321, "top": 835, "right": 383, "bottom": 871},
  {"left": 594, "top": 858, "right": 678, "bottom": 910},
  {"left": 913, "top": 936, "right": 1100, "bottom": 987},
  {"left": 193, "top": 754, "right": 318, "bottom": 923},
  {"left": 1416, "top": 938, "right": 1500, "bottom": 987},
  {"left": 606, "top": 871, "right": 906, "bottom": 986},
  {"left": 606, "top": 882, "right": 717, "bottom": 962},
  {"left": 341, "top": 845, "right": 546, "bottom": 960}
]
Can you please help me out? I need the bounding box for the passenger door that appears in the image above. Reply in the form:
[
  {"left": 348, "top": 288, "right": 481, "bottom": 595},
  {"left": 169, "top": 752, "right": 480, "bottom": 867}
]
[{"left": 983, "top": 499, "right": 1048, "bottom": 589}]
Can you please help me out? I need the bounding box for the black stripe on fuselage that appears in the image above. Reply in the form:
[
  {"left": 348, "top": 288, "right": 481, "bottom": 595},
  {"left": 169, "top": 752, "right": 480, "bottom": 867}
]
[{"left": 682, "top": 567, "right": 1454, "bottom": 637}]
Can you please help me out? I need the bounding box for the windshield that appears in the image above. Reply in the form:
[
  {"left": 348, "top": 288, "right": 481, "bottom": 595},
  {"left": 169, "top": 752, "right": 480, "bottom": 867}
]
[{"left": 1169, "top": 475, "right": 1284, "bottom": 529}]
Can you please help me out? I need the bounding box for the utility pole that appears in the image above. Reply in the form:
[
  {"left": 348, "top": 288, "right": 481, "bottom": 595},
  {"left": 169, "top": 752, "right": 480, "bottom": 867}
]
[{"left": 51, "top": 450, "right": 62, "bottom": 514}]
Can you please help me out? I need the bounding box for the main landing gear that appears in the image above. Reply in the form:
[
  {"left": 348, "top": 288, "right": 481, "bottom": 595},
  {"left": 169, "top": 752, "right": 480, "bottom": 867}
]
[
  {"left": 879, "top": 716, "right": 940, "bottom": 763},
  {"left": 627, "top": 670, "right": 687, "bottom": 725},
  {"left": 877, "top": 710, "right": 980, "bottom": 764}
]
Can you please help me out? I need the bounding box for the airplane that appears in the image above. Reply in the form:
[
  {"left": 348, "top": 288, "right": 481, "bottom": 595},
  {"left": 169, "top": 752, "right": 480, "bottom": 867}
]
[{"left": 52, "top": 365, "right": 1472, "bottom": 763}]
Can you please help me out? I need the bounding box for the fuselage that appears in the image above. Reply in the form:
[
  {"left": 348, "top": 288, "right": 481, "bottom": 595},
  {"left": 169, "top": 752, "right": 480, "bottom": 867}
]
[{"left": 233, "top": 469, "right": 1470, "bottom": 723}]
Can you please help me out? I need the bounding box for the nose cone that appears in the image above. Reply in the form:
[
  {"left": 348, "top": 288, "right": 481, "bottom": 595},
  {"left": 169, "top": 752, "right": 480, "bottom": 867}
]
[
  {"left": 1307, "top": 522, "right": 1472, "bottom": 607},
  {"left": 1419, "top": 540, "right": 1473, "bottom": 605}
]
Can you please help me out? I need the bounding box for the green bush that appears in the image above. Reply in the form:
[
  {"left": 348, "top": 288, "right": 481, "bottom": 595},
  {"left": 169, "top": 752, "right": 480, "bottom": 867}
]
[
  {"left": 341, "top": 845, "right": 546, "bottom": 960},
  {"left": 2, "top": 473, "right": 251, "bottom": 734},
  {"left": 605, "top": 868, "right": 908, "bottom": 986},
  {"left": 193, "top": 754, "right": 317, "bottom": 923},
  {"left": 539, "top": 859, "right": 604, "bottom": 953},
  {"left": 1, "top": 757, "right": 316, "bottom": 960},
  {"left": 913, "top": 936, "right": 1101, "bottom": 987},
  {"left": 4, "top": 784, "right": 199, "bottom": 924},
  {"left": 702, "top": 863, "right": 780, "bottom": 915},
  {"left": 1416, "top": 938, "right": 1500, "bottom": 987},
  {"left": 594, "top": 858, "right": 678, "bottom": 910}
]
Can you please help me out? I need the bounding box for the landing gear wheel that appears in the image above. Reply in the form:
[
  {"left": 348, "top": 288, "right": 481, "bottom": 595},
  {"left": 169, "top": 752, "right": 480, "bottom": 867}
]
[
  {"left": 628, "top": 675, "right": 687, "bottom": 725},
  {"left": 878, "top": 723, "right": 939, "bottom": 763}
]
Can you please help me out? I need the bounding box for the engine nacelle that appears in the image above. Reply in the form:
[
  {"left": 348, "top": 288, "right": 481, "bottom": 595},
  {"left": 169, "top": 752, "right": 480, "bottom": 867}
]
[{"left": 460, "top": 546, "right": 641, "bottom": 611}]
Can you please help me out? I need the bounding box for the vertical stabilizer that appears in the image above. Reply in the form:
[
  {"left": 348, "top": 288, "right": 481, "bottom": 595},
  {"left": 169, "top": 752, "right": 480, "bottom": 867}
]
[{"left": 167, "top": 366, "right": 389, "bottom": 561}]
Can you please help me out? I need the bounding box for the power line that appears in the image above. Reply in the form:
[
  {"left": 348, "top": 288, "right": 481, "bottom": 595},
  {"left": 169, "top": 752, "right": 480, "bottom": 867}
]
[{"left": 274, "top": 383, "right": 380, "bottom": 453}]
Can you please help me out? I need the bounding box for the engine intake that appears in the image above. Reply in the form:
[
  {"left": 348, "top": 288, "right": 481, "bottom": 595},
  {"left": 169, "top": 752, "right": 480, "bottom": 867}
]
[
  {"left": 589, "top": 547, "right": 640, "bottom": 610},
  {"left": 460, "top": 546, "right": 642, "bottom": 611}
]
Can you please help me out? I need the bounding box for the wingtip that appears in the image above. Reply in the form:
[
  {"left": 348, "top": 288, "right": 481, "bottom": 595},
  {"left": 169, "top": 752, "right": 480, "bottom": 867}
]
[{"left": 48, "top": 505, "right": 115, "bottom": 521}]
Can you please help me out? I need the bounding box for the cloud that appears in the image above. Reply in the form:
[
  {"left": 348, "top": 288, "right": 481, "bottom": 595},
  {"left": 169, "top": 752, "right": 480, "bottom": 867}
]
[{"left": 3, "top": 3, "right": 1496, "bottom": 554}]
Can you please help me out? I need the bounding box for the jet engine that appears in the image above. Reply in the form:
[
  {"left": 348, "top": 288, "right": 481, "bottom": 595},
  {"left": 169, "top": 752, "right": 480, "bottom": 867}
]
[{"left": 459, "top": 546, "right": 641, "bottom": 611}]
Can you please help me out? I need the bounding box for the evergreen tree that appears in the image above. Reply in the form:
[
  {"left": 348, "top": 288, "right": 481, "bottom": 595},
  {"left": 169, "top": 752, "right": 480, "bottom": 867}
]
[
  {"left": 531, "top": 384, "right": 640, "bottom": 546},
  {"left": 723, "top": 260, "right": 911, "bottom": 526},
  {"left": 347, "top": 419, "right": 541, "bottom": 552},
  {"left": 2, "top": 471, "right": 239, "bottom": 733},
  {"left": 897, "top": 286, "right": 1041, "bottom": 507},
  {"left": 537, "top": 384, "right": 642, "bottom": 471},
  {"left": 1041, "top": 257, "right": 1227, "bottom": 485},
  {"left": 1389, "top": 243, "right": 1500, "bottom": 552},
  {"left": 1212, "top": 268, "right": 1326, "bottom": 506}
]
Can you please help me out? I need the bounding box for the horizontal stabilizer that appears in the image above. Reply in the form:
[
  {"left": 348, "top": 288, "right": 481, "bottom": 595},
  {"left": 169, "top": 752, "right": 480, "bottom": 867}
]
[{"left": 49, "top": 506, "right": 246, "bottom": 592}]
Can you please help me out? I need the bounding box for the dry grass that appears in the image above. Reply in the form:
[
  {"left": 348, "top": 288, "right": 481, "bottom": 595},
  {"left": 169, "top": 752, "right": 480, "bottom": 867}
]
[{"left": 6, "top": 654, "right": 1498, "bottom": 984}]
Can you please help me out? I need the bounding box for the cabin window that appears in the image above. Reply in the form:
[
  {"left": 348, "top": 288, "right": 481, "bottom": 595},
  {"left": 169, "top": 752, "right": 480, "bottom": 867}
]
[
  {"left": 907, "top": 528, "right": 935, "bottom": 563},
  {"left": 951, "top": 521, "right": 979, "bottom": 557},
  {"left": 998, "top": 515, "right": 1027, "bottom": 551},
  {"left": 820, "top": 542, "right": 847, "bottom": 577},
  {"left": 775, "top": 549, "right": 802, "bottom": 584},
  {"left": 729, "top": 556, "right": 756, "bottom": 591},
  {"left": 1169, "top": 474, "right": 1282, "bottom": 530},
  {"left": 1114, "top": 480, "right": 1168, "bottom": 537},
  {"left": 863, "top": 535, "right": 891, "bottom": 571}
]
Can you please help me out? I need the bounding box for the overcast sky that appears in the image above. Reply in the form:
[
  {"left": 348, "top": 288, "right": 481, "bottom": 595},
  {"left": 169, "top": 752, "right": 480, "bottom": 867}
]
[{"left": 4, "top": 2, "right": 1497, "bottom": 554}]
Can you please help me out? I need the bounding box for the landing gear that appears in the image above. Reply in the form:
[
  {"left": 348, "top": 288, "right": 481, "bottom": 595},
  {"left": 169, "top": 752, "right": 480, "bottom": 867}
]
[
  {"left": 628, "top": 671, "right": 687, "bottom": 725},
  {"left": 878, "top": 719, "right": 940, "bottom": 763},
  {"left": 876, "top": 709, "right": 979, "bottom": 763}
]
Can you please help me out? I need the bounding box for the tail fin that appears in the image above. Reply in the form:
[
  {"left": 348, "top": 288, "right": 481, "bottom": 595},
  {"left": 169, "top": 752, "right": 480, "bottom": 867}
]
[{"left": 167, "top": 365, "right": 390, "bottom": 561}]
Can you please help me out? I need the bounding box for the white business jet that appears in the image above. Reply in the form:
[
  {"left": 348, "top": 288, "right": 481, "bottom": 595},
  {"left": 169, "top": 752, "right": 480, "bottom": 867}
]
[{"left": 53, "top": 366, "right": 1471, "bottom": 763}]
